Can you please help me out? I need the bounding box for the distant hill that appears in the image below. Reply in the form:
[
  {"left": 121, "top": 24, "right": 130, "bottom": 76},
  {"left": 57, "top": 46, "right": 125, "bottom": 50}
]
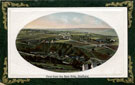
[
  {"left": 99, "top": 29, "right": 117, "bottom": 36},
  {"left": 24, "top": 28, "right": 117, "bottom": 36},
  {"left": 69, "top": 28, "right": 117, "bottom": 36}
]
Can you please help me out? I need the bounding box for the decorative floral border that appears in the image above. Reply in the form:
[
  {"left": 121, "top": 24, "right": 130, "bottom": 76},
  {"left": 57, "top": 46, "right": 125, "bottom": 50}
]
[
  {"left": 2, "top": 57, "right": 30, "bottom": 84},
  {"left": 2, "top": 2, "right": 29, "bottom": 30},
  {"left": 107, "top": 56, "right": 134, "bottom": 83},
  {"left": 1, "top": 2, "right": 30, "bottom": 84},
  {"left": 1, "top": 1, "right": 134, "bottom": 84},
  {"left": 106, "top": 1, "right": 134, "bottom": 83},
  {"left": 106, "top": 1, "right": 133, "bottom": 28}
]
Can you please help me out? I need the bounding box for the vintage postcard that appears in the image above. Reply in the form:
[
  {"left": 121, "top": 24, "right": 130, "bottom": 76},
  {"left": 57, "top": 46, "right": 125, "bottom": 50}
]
[
  {"left": 8, "top": 8, "right": 127, "bottom": 78},
  {"left": 0, "top": 0, "right": 134, "bottom": 85}
]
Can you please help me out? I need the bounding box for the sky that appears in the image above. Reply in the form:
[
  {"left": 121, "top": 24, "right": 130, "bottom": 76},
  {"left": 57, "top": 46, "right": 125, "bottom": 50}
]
[{"left": 24, "top": 12, "right": 111, "bottom": 29}]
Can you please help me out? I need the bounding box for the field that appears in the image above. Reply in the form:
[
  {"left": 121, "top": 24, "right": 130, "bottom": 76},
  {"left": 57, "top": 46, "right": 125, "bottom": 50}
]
[{"left": 16, "top": 28, "right": 119, "bottom": 72}]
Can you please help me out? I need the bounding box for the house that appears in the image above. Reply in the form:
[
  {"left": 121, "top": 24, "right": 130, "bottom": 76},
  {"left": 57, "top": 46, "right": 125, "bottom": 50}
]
[
  {"left": 106, "top": 38, "right": 116, "bottom": 43},
  {"left": 51, "top": 40, "right": 54, "bottom": 43},
  {"left": 65, "top": 55, "right": 69, "bottom": 58},
  {"left": 90, "top": 58, "right": 105, "bottom": 68},
  {"left": 110, "top": 39, "right": 116, "bottom": 42},
  {"left": 63, "top": 61, "right": 70, "bottom": 64},
  {"left": 82, "top": 64, "right": 91, "bottom": 71}
]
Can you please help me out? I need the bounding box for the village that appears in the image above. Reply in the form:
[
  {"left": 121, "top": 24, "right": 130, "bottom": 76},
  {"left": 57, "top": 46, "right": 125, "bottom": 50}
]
[{"left": 16, "top": 29, "right": 118, "bottom": 72}]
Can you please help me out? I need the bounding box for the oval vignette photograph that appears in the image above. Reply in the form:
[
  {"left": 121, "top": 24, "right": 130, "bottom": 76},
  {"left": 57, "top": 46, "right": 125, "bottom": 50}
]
[{"left": 16, "top": 12, "right": 119, "bottom": 72}]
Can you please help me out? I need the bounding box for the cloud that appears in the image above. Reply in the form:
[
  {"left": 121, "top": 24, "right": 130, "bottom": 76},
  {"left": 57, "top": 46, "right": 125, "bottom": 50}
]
[
  {"left": 60, "top": 16, "right": 69, "bottom": 24},
  {"left": 72, "top": 17, "right": 81, "bottom": 23},
  {"left": 24, "top": 12, "right": 111, "bottom": 29}
]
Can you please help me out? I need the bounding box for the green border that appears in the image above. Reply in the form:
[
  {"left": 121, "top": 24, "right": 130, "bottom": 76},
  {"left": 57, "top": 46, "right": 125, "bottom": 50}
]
[{"left": 0, "top": 0, "right": 135, "bottom": 85}]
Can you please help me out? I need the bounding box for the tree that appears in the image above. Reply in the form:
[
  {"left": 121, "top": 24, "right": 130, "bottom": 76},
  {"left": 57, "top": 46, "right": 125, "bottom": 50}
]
[{"left": 72, "top": 59, "right": 82, "bottom": 69}]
